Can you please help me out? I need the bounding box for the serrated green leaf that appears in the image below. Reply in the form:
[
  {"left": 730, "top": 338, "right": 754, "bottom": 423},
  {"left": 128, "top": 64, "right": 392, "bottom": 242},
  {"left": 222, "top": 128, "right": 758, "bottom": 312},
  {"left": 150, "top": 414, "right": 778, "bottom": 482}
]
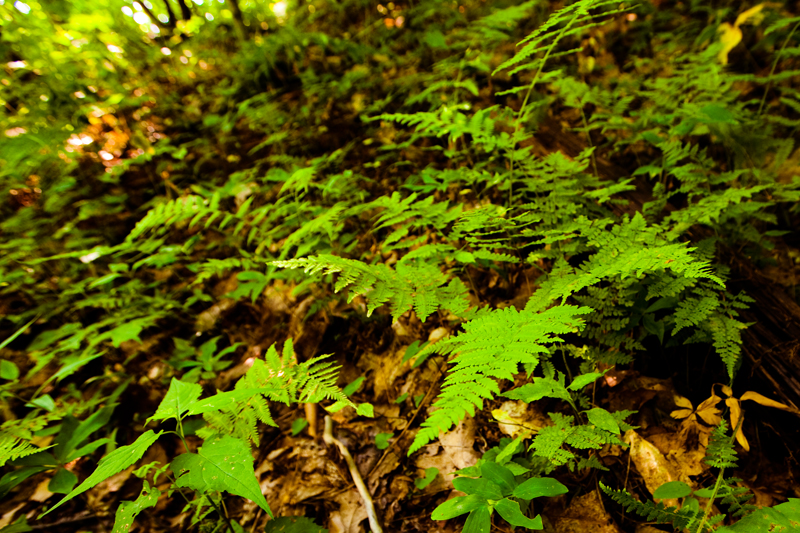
[
  {"left": 147, "top": 378, "right": 202, "bottom": 424},
  {"left": 431, "top": 493, "right": 486, "bottom": 520},
  {"left": 185, "top": 388, "right": 275, "bottom": 418},
  {"left": 653, "top": 480, "right": 691, "bottom": 499},
  {"left": 494, "top": 498, "right": 543, "bottom": 528},
  {"left": 43, "top": 430, "right": 162, "bottom": 517},
  {"left": 585, "top": 408, "right": 620, "bottom": 435},
  {"left": 170, "top": 435, "right": 271, "bottom": 517},
  {"left": 112, "top": 482, "right": 160, "bottom": 533},
  {"left": 512, "top": 477, "right": 568, "bottom": 500}
]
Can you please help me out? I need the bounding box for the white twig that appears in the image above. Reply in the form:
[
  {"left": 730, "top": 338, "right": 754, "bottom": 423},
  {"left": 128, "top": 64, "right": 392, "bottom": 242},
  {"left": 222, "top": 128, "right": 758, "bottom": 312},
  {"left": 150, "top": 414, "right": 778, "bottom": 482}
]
[{"left": 323, "top": 416, "right": 383, "bottom": 533}]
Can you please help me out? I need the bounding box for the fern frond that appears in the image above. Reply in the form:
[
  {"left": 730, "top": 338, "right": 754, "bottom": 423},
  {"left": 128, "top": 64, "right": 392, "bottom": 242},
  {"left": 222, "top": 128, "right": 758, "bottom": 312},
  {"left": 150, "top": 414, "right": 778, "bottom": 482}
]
[
  {"left": 527, "top": 214, "right": 723, "bottom": 310},
  {"left": 271, "top": 254, "right": 471, "bottom": 322},
  {"left": 494, "top": 0, "right": 624, "bottom": 75},
  {"left": 199, "top": 339, "right": 352, "bottom": 446},
  {"left": 0, "top": 431, "right": 39, "bottom": 468},
  {"left": 706, "top": 420, "right": 738, "bottom": 469},
  {"left": 409, "top": 305, "right": 590, "bottom": 454},
  {"left": 529, "top": 412, "right": 624, "bottom": 467},
  {"left": 600, "top": 483, "right": 703, "bottom": 530}
]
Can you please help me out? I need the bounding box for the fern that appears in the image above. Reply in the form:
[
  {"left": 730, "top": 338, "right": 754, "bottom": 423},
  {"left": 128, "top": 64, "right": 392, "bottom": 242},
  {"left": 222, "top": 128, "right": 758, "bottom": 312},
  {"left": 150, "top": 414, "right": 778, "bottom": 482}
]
[
  {"left": 531, "top": 412, "right": 624, "bottom": 467},
  {"left": 705, "top": 420, "right": 739, "bottom": 469},
  {"left": 0, "top": 431, "right": 40, "bottom": 468},
  {"left": 198, "top": 339, "right": 352, "bottom": 445},
  {"left": 601, "top": 482, "right": 705, "bottom": 531},
  {"left": 409, "top": 304, "right": 590, "bottom": 453},
  {"left": 526, "top": 213, "right": 723, "bottom": 311},
  {"left": 271, "top": 253, "right": 471, "bottom": 322}
]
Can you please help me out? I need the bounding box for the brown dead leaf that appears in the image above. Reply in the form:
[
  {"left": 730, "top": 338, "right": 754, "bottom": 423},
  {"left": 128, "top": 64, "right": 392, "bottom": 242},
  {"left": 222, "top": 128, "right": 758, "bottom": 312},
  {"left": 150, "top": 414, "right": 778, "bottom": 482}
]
[
  {"left": 415, "top": 419, "right": 480, "bottom": 492},
  {"left": 553, "top": 490, "right": 621, "bottom": 533},
  {"left": 625, "top": 430, "right": 682, "bottom": 507},
  {"left": 329, "top": 488, "right": 369, "bottom": 533}
]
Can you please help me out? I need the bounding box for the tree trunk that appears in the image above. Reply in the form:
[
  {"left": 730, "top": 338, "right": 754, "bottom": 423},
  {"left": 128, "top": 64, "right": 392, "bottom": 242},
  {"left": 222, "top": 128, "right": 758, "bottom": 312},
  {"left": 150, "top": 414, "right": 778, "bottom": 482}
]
[
  {"left": 160, "top": 0, "right": 178, "bottom": 29},
  {"left": 176, "top": 0, "right": 193, "bottom": 21}
]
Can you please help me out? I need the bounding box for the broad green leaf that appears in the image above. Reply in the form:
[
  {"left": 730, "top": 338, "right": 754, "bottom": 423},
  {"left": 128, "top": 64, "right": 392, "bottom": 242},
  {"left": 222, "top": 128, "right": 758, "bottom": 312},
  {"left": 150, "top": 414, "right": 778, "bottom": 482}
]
[
  {"left": 170, "top": 435, "right": 271, "bottom": 517},
  {"left": 414, "top": 467, "right": 438, "bottom": 490},
  {"left": 356, "top": 403, "right": 373, "bottom": 417},
  {"left": 462, "top": 506, "right": 492, "bottom": 533},
  {"left": 431, "top": 494, "right": 486, "bottom": 520},
  {"left": 48, "top": 352, "right": 104, "bottom": 386},
  {"left": 26, "top": 395, "right": 55, "bottom": 411},
  {"left": 494, "top": 498, "right": 543, "bottom": 528},
  {"left": 0, "top": 466, "right": 50, "bottom": 498},
  {"left": 503, "top": 378, "right": 570, "bottom": 403},
  {"left": 480, "top": 461, "right": 516, "bottom": 495},
  {"left": 342, "top": 376, "right": 365, "bottom": 396},
  {"left": 375, "top": 432, "right": 393, "bottom": 450},
  {"left": 147, "top": 378, "right": 202, "bottom": 424},
  {"left": 717, "top": 498, "right": 800, "bottom": 532},
  {"left": 700, "top": 104, "right": 736, "bottom": 124},
  {"left": 495, "top": 436, "right": 524, "bottom": 464},
  {"left": 264, "top": 516, "right": 328, "bottom": 533},
  {"left": 48, "top": 468, "right": 78, "bottom": 494},
  {"left": 112, "top": 482, "right": 160, "bottom": 533},
  {"left": 453, "top": 477, "right": 503, "bottom": 500},
  {"left": 653, "top": 480, "right": 691, "bottom": 499},
  {"left": 0, "top": 360, "right": 19, "bottom": 380},
  {"left": 67, "top": 438, "right": 112, "bottom": 464},
  {"left": 513, "top": 477, "right": 569, "bottom": 500},
  {"left": 291, "top": 418, "right": 308, "bottom": 436},
  {"left": 585, "top": 408, "right": 620, "bottom": 435},
  {"left": 567, "top": 372, "right": 604, "bottom": 391},
  {"left": 108, "top": 320, "right": 148, "bottom": 348},
  {"left": 43, "top": 430, "right": 162, "bottom": 516},
  {"left": 60, "top": 405, "right": 116, "bottom": 462}
]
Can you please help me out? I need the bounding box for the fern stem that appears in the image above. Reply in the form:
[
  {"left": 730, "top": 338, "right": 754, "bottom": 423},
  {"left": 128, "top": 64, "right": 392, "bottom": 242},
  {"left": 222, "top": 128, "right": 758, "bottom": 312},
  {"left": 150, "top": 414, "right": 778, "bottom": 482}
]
[
  {"left": 696, "top": 415, "right": 745, "bottom": 533},
  {"left": 508, "top": 9, "right": 581, "bottom": 209}
]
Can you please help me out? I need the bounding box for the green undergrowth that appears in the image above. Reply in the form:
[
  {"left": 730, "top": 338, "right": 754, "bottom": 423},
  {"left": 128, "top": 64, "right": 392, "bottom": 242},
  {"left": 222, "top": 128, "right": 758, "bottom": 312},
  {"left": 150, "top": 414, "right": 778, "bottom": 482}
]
[{"left": 2, "top": 0, "right": 800, "bottom": 531}]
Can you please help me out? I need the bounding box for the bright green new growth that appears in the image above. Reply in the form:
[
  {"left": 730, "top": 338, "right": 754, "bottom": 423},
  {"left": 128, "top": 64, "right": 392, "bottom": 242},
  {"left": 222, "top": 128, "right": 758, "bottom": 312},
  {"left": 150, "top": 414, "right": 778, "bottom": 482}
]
[
  {"left": 409, "top": 305, "right": 589, "bottom": 454},
  {"left": 36, "top": 338, "right": 352, "bottom": 526},
  {"left": 272, "top": 253, "right": 472, "bottom": 322}
]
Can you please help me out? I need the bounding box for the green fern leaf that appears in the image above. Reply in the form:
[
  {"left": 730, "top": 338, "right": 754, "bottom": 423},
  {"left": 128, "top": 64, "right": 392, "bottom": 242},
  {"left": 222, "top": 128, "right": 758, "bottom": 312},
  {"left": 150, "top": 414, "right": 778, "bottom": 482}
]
[{"left": 409, "top": 305, "right": 589, "bottom": 454}]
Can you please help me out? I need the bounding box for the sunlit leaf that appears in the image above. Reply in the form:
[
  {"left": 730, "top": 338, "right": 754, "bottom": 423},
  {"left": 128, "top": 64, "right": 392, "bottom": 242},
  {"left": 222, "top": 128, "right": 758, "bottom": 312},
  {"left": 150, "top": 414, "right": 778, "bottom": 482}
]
[
  {"left": 43, "top": 430, "right": 162, "bottom": 517},
  {"left": 170, "top": 435, "right": 271, "bottom": 517}
]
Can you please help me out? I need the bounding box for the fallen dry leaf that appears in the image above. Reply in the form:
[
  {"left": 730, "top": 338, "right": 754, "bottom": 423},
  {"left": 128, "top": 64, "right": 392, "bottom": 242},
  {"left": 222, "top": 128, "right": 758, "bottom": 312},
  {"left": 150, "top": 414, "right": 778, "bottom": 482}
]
[
  {"left": 625, "top": 430, "right": 682, "bottom": 507},
  {"left": 554, "top": 490, "right": 621, "bottom": 533},
  {"left": 415, "top": 419, "right": 480, "bottom": 493}
]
